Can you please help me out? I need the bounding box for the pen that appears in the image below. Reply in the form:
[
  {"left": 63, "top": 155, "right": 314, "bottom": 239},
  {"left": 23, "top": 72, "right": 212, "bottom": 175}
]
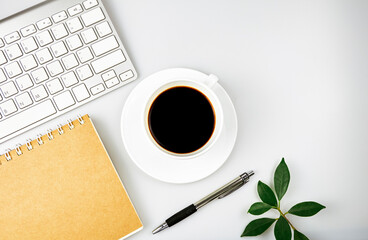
[{"left": 152, "top": 171, "right": 254, "bottom": 234}]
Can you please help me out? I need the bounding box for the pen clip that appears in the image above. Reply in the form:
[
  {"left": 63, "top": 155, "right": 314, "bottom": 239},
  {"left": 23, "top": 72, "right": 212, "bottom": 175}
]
[{"left": 217, "top": 181, "right": 245, "bottom": 199}]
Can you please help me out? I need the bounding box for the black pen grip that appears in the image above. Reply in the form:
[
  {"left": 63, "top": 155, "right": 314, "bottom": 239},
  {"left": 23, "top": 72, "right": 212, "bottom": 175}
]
[{"left": 166, "top": 204, "right": 197, "bottom": 227}]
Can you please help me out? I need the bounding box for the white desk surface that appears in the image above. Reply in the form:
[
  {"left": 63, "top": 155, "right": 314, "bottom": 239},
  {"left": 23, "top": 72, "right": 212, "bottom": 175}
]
[{"left": 2, "top": 0, "right": 368, "bottom": 239}]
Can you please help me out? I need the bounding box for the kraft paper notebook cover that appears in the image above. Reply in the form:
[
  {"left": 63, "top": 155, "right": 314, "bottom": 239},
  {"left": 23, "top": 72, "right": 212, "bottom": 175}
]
[{"left": 0, "top": 115, "right": 142, "bottom": 240}]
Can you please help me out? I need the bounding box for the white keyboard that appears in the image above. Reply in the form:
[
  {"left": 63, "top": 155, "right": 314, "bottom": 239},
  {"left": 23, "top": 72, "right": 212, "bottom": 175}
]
[{"left": 0, "top": 0, "right": 137, "bottom": 143}]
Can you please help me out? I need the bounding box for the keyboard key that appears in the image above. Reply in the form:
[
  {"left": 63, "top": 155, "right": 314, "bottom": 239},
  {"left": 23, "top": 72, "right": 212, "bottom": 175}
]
[
  {"left": 81, "top": 28, "right": 97, "bottom": 44},
  {"left": 65, "top": 35, "right": 83, "bottom": 51},
  {"left": 66, "top": 17, "right": 83, "bottom": 33},
  {"left": 31, "top": 67, "right": 49, "bottom": 83},
  {"left": 5, "top": 44, "right": 23, "bottom": 60},
  {"left": 61, "top": 54, "right": 79, "bottom": 70},
  {"left": 31, "top": 85, "right": 48, "bottom": 102},
  {"left": 52, "top": 11, "right": 68, "bottom": 23},
  {"left": 20, "top": 37, "right": 38, "bottom": 54},
  {"left": 61, "top": 72, "right": 78, "bottom": 87},
  {"left": 53, "top": 90, "right": 75, "bottom": 110},
  {"left": 46, "top": 78, "right": 63, "bottom": 95},
  {"left": 91, "top": 36, "right": 118, "bottom": 57},
  {"left": 91, "top": 50, "right": 126, "bottom": 73},
  {"left": 16, "top": 74, "right": 34, "bottom": 91},
  {"left": 15, "top": 92, "right": 33, "bottom": 109},
  {"left": 36, "top": 48, "right": 53, "bottom": 64},
  {"left": 4, "top": 32, "right": 21, "bottom": 44},
  {"left": 35, "top": 30, "right": 53, "bottom": 47},
  {"left": 102, "top": 70, "right": 116, "bottom": 81},
  {"left": 95, "top": 21, "right": 112, "bottom": 37},
  {"left": 5, "top": 62, "right": 22, "bottom": 78},
  {"left": 51, "top": 24, "right": 68, "bottom": 40},
  {"left": 0, "top": 51, "right": 7, "bottom": 65},
  {"left": 0, "top": 100, "right": 56, "bottom": 140},
  {"left": 36, "top": 17, "right": 52, "bottom": 30},
  {"left": 0, "top": 69, "right": 7, "bottom": 83},
  {"left": 76, "top": 65, "right": 93, "bottom": 80},
  {"left": 90, "top": 83, "right": 105, "bottom": 95},
  {"left": 72, "top": 83, "right": 90, "bottom": 102},
  {"left": 0, "top": 99, "right": 17, "bottom": 116},
  {"left": 0, "top": 81, "right": 18, "bottom": 98},
  {"left": 0, "top": 38, "right": 4, "bottom": 48},
  {"left": 120, "top": 70, "right": 134, "bottom": 81},
  {"left": 20, "top": 25, "right": 37, "bottom": 37},
  {"left": 20, "top": 55, "right": 38, "bottom": 71},
  {"left": 50, "top": 42, "right": 68, "bottom": 58},
  {"left": 76, "top": 47, "right": 93, "bottom": 63},
  {"left": 81, "top": 8, "right": 105, "bottom": 27},
  {"left": 68, "top": 4, "right": 83, "bottom": 16},
  {"left": 47, "top": 60, "right": 64, "bottom": 77},
  {"left": 83, "top": 0, "right": 98, "bottom": 10},
  {"left": 105, "top": 77, "right": 119, "bottom": 88}
]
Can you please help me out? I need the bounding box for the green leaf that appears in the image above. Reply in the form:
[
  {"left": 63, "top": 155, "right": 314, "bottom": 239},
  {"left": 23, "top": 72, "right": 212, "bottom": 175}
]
[
  {"left": 248, "top": 202, "right": 272, "bottom": 215},
  {"left": 294, "top": 230, "right": 309, "bottom": 240},
  {"left": 288, "top": 201, "right": 326, "bottom": 217},
  {"left": 274, "top": 158, "right": 290, "bottom": 201},
  {"left": 241, "top": 218, "right": 276, "bottom": 237},
  {"left": 274, "top": 216, "right": 291, "bottom": 240},
  {"left": 257, "top": 181, "right": 278, "bottom": 207}
]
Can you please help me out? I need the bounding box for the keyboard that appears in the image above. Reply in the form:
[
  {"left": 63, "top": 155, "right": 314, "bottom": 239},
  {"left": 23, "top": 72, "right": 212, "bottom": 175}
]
[{"left": 0, "top": 0, "right": 137, "bottom": 143}]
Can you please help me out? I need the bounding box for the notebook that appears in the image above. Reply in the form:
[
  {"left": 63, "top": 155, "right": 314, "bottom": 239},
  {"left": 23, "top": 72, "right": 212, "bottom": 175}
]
[{"left": 0, "top": 115, "right": 143, "bottom": 240}]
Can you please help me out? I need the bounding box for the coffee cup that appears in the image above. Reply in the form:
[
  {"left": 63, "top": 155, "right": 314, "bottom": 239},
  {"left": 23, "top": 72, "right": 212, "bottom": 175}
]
[
  {"left": 143, "top": 71, "right": 224, "bottom": 158},
  {"left": 121, "top": 68, "right": 237, "bottom": 183}
]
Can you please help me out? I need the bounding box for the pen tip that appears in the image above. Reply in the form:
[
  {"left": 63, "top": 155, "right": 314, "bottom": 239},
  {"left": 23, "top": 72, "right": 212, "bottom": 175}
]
[
  {"left": 152, "top": 222, "right": 169, "bottom": 234},
  {"left": 248, "top": 170, "right": 254, "bottom": 177}
]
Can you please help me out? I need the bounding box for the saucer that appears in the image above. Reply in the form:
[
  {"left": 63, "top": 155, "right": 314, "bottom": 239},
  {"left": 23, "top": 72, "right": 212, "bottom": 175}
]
[{"left": 121, "top": 68, "right": 237, "bottom": 184}]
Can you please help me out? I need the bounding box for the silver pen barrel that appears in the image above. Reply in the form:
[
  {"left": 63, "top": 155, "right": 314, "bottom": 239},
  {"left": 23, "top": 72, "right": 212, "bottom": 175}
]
[{"left": 194, "top": 171, "right": 254, "bottom": 209}]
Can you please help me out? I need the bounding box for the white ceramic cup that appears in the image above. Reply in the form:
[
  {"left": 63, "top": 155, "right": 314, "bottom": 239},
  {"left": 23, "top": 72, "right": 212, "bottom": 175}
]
[
  {"left": 143, "top": 72, "right": 224, "bottom": 159},
  {"left": 121, "top": 68, "right": 238, "bottom": 183}
]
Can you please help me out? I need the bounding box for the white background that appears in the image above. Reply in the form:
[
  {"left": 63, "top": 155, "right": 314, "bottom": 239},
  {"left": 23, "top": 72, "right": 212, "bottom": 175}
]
[{"left": 2, "top": 0, "right": 368, "bottom": 239}]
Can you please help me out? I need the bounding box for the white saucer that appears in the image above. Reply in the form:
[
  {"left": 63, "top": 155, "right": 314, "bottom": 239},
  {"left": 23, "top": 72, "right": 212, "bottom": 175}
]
[{"left": 121, "top": 68, "right": 237, "bottom": 184}]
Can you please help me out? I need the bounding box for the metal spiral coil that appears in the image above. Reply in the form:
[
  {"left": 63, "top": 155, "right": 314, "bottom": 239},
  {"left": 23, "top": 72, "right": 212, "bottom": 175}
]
[
  {"left": 47, "top": 129, "right": 54, "bottom": 140},
  {"left": 15, "top": 144, "right": 23, "bottom": 156},
  {"left": 57, "top": 124, "right": 64, "bottom": 135},
  {"left": 1, "top": 115, "right": 86, "bottom": 164},
  {"left": 77, "top": 115, "right": 85, "bottom": 125},
  {"left": 37, "top": 134, "right": 44, "bottom": 145},
  {"left": 67, "top": 119, "right": 75, "bottom": 130},
  {"left": 4, "top": 150, "right": 11, "bottom": 161},
  {"left": 26, "top": 139, "right": 33, "bottom": 151}
]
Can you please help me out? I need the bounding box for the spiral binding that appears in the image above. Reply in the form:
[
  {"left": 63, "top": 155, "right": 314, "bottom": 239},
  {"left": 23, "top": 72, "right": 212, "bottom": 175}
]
[
  {"left": 67, "top": 120, "right": 74, "bottom": 130},
  {"left": 37, "top": 134, "right": 44, "bottom": 145},
  {"left": 77, "top": 115, "right": 85, "bottom": 125},
  {"left": 26, "top": 139, "right": 33, "bottom": 151},
  {"left": 4, "top": 150, "right": 11, "bottom": 161},
  {"left": 15, "top": 144, "right": 23, "bottom": 156},
  {"left": 57, "top": 124, "right": 64, "bottom": 135},
  {"left": 1, "top": 115, "right": 86, "bottom": 162},
  {"left": 47, "top": 129, "right": 54, "bottom": 140}
]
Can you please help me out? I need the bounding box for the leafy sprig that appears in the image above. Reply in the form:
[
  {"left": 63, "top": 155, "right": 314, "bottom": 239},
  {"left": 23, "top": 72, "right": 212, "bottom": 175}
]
[{"left": 241, "top": 158, "right": 325, "bottom": 240}]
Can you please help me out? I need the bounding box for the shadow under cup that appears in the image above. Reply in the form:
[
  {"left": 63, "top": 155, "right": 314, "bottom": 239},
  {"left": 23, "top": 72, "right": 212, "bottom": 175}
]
[{"left": 147, "top": 85, "right": 216, "bottom": 155}]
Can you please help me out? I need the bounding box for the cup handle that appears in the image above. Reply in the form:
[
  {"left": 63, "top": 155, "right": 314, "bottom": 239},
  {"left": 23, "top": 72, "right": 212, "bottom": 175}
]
[{"left": 204, "top": 74, "right": 219, "bottom": 89}]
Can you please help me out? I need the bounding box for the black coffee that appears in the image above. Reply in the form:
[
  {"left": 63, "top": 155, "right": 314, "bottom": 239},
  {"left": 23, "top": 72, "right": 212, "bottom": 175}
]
[{"left": 148, "top": 86, "right": 215, "bottom": 154}]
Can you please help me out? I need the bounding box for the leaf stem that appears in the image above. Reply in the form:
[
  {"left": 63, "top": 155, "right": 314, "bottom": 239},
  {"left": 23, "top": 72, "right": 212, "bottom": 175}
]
[{"left": 276, "top": 207, "right": 296, "bottom": 230}]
